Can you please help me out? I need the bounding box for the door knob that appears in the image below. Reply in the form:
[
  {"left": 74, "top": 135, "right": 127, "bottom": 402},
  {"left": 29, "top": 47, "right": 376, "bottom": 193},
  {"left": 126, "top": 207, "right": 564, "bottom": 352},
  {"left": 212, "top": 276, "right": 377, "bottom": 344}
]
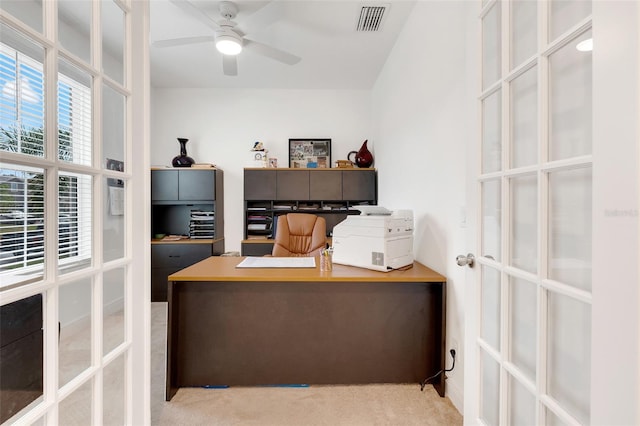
[{"left": 456, "top": 253, "right": 475, "bottom": 267}]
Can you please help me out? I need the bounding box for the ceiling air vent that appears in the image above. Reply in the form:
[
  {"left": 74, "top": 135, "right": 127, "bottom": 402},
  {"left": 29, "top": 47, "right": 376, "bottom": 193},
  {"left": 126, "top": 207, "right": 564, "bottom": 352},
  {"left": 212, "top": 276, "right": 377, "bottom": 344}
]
[{"left": 356, "top": 5, "right": 388, "bottom": 32}]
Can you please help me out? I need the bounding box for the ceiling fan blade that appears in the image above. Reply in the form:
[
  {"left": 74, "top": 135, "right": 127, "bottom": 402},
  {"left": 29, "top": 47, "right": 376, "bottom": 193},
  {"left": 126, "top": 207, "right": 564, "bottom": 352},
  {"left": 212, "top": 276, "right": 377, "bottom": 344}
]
[
  {"left": 244, "top": 39, "right": 301, "bottom": 66},
  {"left": 169, "top": 0, "right": 220, "bottom": 31},
  {"left": 238, "top": 1, "right": 282, "bottom": 36},
  {"left": 153, "top": 36, "right": 215, "bottom": 48},
  {"left": 222, "top": 55, "right": 238, "bottom": 76}
]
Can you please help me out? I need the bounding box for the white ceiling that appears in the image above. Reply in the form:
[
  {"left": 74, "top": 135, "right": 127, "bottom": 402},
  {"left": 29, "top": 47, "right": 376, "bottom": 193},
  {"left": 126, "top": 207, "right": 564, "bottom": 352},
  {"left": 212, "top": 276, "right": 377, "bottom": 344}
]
[{"left": 149, "top": 0, "right": 416, "bottom": 89}]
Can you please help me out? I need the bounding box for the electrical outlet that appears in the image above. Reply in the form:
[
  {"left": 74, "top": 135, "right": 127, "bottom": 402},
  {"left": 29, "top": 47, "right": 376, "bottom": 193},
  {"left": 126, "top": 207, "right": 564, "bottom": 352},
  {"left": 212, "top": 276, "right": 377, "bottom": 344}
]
[{"left": 451, "top": 338, "right": 459, "bottom": 358}]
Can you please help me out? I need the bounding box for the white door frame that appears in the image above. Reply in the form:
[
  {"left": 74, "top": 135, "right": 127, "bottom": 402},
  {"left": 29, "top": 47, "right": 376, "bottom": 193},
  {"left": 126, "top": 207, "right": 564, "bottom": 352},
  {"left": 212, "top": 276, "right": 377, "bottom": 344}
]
[
  {"left": 130, "top": 0, "right": 151, "bottom": 424},
  {"left": 590, "top": 2, "right": 640, "bottom": 424}
]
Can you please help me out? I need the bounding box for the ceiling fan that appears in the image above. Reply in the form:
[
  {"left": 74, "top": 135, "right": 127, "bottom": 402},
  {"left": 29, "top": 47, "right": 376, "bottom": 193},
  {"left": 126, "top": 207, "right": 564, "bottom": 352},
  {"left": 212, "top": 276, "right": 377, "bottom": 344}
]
[{"left": 153, "top": 0, "right": 301, "bottom": 76}]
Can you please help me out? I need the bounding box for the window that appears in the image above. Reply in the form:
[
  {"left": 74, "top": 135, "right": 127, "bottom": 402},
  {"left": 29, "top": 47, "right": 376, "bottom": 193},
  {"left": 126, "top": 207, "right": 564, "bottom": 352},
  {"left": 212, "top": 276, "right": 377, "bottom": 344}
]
[
  {"left": 1, "top": 40, "right": 92, "bottom": 287},
  {"left": 0, "top": 166, "right": 44, "bottom": 277}
]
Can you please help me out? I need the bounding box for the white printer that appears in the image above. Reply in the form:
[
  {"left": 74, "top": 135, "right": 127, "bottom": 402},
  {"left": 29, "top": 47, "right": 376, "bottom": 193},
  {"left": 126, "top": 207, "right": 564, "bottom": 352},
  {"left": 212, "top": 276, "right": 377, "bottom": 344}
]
[{"left": 331, "top": 207, "right": 414, "bottom": 272}]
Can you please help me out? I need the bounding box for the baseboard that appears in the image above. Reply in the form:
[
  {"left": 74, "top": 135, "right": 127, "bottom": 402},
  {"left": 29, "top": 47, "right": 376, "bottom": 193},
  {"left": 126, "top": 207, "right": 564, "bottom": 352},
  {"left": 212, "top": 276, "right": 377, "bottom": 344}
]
[
  {"left": 104, "top": 297, "right": 124, "bottom": 316},
  {"left": 446, "top": 379, "right": 464, "bottom": 415}
]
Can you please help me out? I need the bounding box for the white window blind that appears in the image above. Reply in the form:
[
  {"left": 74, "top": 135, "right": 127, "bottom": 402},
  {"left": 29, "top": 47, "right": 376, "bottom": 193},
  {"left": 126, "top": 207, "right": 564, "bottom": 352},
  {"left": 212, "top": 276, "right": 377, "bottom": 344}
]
[
  {"left": 58, "top": 171, "right": 92, "bottom": 270},
  {"left": 0, "top": 165, "right": 45, "bottom": 278},
  {"left": 0, "top": 41, "right": 45, "bottom": 157},
  {"left": 58, "top": 58, "right": 92, "bottom": 166}
]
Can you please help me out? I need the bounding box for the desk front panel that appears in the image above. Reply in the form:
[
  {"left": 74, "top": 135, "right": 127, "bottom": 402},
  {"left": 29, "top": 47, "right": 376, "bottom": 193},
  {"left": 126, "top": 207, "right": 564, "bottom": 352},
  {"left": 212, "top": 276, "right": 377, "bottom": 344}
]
[{"left": 167, "top": 278, "right": 445, "bottom": 400}]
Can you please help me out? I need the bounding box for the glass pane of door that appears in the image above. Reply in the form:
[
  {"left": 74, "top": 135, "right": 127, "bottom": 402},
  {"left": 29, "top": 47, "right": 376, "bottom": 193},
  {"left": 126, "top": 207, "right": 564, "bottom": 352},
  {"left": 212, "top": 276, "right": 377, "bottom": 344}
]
[
  {"left": 102, "top": 84, "right": 125, "bottom": 172},
  {"left": 483, "top": 4, "right": 501, "bottom": 90},
  {"left": 510, "top": 174, "right": 537, "bottom": 273},
  {"left": 547, "top": 291, "right": 591, "bottom": 424},
  {"left": 102, "top": 1, "right": 125, "bottom": 85},
  {"left": 510, "top": 0, "right": 537, "bottom": 69},
  {"left": 58, "top": 379, "right": 92, "bottom": 424},
  {"left": 0, "top": 0, "right": 43, "bottom": 34},
  {"left": 58, "top": 172, "right": 92, "bottom": 274},
  {"left": 0, "top": 165, "right": 45, "bottom": 285},
  {"left": 509, "top": 276, "right": 536, "bottom": 380},
  {"left": 482, "top": 90, "right": 502, "bottom": 173},
  {"left": 103, "top": 354, "right": 126, "bottom": 425},
  {"left": 481, "top": 349, "right": 500, "bottom": 426},
  {"left": 546, "top": 408, "right": 569, "bottom": 426},
  {"left": 58, "top": 0, "right": 91, "bottom": 63},
  {"left": 481, "top": 266, "right": 501, "bottom": 350},
  {"left": 0, "top": 24, "right": 45, "bottom": 159},
  {"left": 548, "top": 167, "right": 592, "bottom": 290},
  {"left": 509, "top": 374, "right": 536, "bottom": 425},
  {"left": 58, "top": 58, "right": 93, "bottom": 167},
  {"left": 482, "top": 179, "right": 501, "bottom": 260},
  {"left": 549, "top": 0, "right": 592, "bottom": 42},
  {"left": 510, "top": 66, "right": 538, "bottom": 168},
  {"left": 549, "top": 30, "right": 592, "bottom": 161},
  {"left": 58, "top": 277, "right": 92, "bottom": 387},
  {"left": 104, "top": 178, "right": 125, "bottom": 262},
  {"left": 103, "top": 267, "right": 125, "bottom": 355}
]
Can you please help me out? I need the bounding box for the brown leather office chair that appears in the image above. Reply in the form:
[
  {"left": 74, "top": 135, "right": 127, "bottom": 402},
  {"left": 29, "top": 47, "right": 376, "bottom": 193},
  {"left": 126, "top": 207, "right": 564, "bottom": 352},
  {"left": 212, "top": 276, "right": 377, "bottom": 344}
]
[{"left": 271, "top": 213, "right": 327, "bottom": 257}]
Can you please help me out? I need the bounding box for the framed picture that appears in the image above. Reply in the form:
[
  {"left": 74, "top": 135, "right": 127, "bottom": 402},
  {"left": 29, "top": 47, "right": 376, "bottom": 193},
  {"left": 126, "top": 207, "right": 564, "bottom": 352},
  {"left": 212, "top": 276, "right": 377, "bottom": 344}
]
[
  {"left": 106, "top": 158, "right": 124, "bottom": 187},
  {"left": 289, "top": 139, "right": 331, "bottom": 168}
]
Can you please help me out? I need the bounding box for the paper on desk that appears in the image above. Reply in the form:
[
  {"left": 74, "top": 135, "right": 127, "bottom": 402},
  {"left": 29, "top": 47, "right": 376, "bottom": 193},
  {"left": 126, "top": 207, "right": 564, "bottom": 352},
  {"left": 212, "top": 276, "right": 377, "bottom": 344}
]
[{"left": 236, "top": 257, "right": 316, "bottom": 268}]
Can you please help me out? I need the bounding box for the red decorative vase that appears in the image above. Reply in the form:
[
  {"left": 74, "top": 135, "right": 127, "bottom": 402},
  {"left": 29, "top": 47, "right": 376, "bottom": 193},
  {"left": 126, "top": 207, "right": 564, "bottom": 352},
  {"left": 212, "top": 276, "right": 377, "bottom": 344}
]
[{"left": 348, "top": 140, "right": 373, "bottom": 168}]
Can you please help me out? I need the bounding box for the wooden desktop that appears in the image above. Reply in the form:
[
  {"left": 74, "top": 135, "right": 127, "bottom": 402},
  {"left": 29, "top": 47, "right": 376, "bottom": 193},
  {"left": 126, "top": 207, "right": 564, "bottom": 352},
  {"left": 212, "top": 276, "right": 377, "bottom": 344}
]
[{"left": 165, "top": 256, "right": 446, "bottom": 400}]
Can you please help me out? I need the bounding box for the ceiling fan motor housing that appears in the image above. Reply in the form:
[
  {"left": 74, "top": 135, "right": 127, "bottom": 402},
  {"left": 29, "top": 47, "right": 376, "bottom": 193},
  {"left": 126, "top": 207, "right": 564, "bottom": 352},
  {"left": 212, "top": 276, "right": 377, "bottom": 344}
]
[{"left": 219, "top": 1, "right": 238, "bottom": 20}]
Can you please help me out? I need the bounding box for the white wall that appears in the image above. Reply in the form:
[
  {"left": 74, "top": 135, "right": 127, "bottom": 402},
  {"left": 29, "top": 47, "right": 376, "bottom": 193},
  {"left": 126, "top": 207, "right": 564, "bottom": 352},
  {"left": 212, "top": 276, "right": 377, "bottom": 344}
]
[
  {"left": 150, "top": 88, "right": 371, "bottom": 252},
  {"left": 371, "top": 1, "right": 475, "bottom": 412}
]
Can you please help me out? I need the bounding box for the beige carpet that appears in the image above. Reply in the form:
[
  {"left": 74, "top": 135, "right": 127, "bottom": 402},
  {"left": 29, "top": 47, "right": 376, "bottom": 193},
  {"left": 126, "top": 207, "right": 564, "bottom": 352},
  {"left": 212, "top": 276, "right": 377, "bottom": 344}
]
[{"left": 150, "top": 302, "right": 463, "bottom": 426}]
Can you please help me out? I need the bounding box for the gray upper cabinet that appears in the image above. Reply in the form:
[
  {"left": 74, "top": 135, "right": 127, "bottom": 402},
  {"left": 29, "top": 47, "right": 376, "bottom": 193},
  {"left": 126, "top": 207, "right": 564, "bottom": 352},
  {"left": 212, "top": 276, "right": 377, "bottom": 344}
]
[
  {"left": 310, "top": 170, "right": 342, "bottom": 200},
  {"left": 245, "top": 169, "right": 276, "bottom": 200},
  {"left": 179, "top": 170, "right": 216, "bottom": 200},
  {"left": 151, "top": 170, "right": 178, "bottom": 200},
  {"left": 277, "top": 170, "right": 309, "bottom": 200},
  {"left": 242, "top": 168, "right": 377, "bottom": 245},
  {"left": 151, "top": 169, "right": 217, "bottom": 202},
  {"left": 343, "top": 170, "right": 376, "bottom": 201}
]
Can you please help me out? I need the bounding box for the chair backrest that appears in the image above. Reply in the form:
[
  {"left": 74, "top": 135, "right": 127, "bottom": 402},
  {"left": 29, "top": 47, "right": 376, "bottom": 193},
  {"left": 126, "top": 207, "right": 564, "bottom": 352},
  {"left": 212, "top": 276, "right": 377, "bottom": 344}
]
[{"left": 271, "top": 213, "right": 327, "bottom": 257}]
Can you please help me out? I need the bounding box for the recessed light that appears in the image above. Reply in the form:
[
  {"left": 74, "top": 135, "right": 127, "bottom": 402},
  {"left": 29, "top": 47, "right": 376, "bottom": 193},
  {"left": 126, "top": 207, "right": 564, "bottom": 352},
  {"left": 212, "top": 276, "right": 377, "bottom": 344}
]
[{"left": 576, "top": 38, "right": 593, "bottom": 52}]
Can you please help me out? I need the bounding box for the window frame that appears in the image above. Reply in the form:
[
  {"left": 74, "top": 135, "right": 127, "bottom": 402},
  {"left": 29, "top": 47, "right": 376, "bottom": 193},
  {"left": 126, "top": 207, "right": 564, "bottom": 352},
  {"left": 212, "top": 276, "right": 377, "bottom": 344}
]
[{"left": 0, "top": 40, "right": 93, "bottom": 286}]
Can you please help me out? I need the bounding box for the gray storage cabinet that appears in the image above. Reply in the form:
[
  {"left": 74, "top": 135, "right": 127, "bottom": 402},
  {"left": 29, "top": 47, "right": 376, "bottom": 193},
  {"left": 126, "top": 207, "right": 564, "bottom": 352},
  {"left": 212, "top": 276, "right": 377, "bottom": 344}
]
[{"left": 151, "top": 168, "right": 224, "bottom": 301}]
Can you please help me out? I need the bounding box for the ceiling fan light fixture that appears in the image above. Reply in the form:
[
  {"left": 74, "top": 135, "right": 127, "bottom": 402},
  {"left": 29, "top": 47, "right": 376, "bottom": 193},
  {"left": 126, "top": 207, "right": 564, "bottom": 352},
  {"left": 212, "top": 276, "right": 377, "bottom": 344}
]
[{"left": 215, "top": 30, "right": 242, "bottom": 55}]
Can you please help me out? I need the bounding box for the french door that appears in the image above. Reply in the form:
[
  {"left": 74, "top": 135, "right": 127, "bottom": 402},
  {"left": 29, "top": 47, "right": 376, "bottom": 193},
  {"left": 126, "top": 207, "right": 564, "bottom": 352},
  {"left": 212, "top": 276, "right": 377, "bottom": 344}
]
[
  {"left": 0, "top": 1, "right": 149, "bottom": 424},
  {"left": 465, "top": 1, "right": 640, "bottom": 425}
]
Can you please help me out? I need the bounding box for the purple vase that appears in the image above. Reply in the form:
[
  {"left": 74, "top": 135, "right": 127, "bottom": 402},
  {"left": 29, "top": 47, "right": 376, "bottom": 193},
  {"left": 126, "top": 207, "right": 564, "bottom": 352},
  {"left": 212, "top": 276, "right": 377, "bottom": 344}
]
[{"left": 172, "top": 138, "right": 195, "bottom": 167}]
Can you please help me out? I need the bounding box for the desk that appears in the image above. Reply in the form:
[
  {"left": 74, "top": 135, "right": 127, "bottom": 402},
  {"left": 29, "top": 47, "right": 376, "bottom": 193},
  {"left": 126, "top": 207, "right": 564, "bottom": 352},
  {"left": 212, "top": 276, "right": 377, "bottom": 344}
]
[{"left": 166, "top": 256, "right": 446, "bottom": 401}]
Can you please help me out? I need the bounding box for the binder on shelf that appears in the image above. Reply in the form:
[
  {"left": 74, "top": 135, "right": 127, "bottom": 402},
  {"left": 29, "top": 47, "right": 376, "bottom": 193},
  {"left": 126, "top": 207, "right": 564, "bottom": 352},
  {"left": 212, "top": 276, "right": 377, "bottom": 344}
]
[
  {"left": 273, "top": 204, "right": 294, "bottom": 210},
  {"left": 189, "top": 209, "right": 216, "bottom": 238}
]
